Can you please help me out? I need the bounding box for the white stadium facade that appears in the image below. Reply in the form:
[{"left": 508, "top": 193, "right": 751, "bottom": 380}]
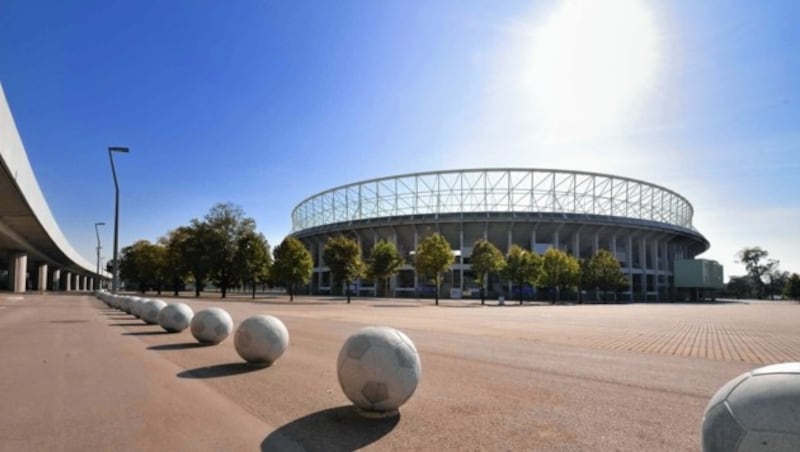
[{"left": 291, "top": 168, "right": 713, "bottom": 301}]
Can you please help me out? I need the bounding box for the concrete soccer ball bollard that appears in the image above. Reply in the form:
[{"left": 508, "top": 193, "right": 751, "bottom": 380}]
[
  {"left": 158, "top": 303, "right": 194, "bottom": 333},
  {"left": 141, "top": 299, "right": 167, "bottom": 325},
  {"left": 191, "top": 308, "right": 234, "bottom": 345},
  {"left": 702, "top": 362, "right": 800, "bottom": 451},
  {"left": 337, "top": 326, "right": 422, "bottom": 416},
  {"left": 234, "top": 315, "right": 289, "bottom": 365}
]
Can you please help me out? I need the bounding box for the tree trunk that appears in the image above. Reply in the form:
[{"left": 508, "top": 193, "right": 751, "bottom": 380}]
[
  {"left": 480, "top": 286, "right": 485, "bottom": 305},
  {"left": 551, "top": 288, "right": 556, "bottom": 304},
  {"left": 252, "top": 279, "right": 256, "bottom": 299},
  {"left": 346, "top": 281, "right": 351, "bottom": 304},
  {"left": 221, "top": 284, "right": 227, "bottom": 298},
  {"left": 435, "top": 277, "right": 439, "bottom": 306},
  {"left": 519, "top": 283, "right": 523, "bottom": 305},
  {"left": 289, "top": 283, "right": 294, "bottom": 301}
]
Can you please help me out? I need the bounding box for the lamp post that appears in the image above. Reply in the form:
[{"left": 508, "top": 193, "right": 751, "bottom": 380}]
[
  {"left": 94, "top": 222, "right": 105, "bottom": 289},
  {"left": 109, "top": 146, "right": 129, "bottom": 293}
]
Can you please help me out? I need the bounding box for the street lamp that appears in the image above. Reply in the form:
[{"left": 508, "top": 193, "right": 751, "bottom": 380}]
[
  {"left": 94, "top": 222, "right": 105, "bottom": 289},
  {"left": 108, "top": 146, "right": 129, "bottom": 293}
]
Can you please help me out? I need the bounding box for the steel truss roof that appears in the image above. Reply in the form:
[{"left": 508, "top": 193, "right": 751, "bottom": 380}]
[{"left": 292, "top": 169, "right": 696, "bottom": 233}]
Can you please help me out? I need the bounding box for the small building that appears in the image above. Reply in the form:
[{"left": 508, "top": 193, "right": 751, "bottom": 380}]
[{"left": 674, "top": 259, "right": 724, "bottom": 301}]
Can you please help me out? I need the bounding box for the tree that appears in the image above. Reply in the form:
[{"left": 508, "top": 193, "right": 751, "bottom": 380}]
[
  {"left": 763, "top": 262, "right": 789, "bottom": 300},
  {"left": 783, "top": 273, "right": 800, "bottom": 301},
  {"left": 589, "top": 249, "right": 628, "bottom": 303},
  {"left": 413, "top": 233, "right": 454, "bottom": 306},
  {"left": 726, "top": 275, "right": 753, "bottom": 299},
  {"left": 161, "top": 227, "right": 192, "bottom": 296},
  {"left": 180, "top": 221, "right": 216, "bottom": 297},
  {"left": 538, "top": 248, "right": 580, "bottom": 304},
  {"left": 577, "top": 258, "right": 594, "bottom": 304},
  {"left": 737, "top": 247, "right": 770, "bottom": 298},
  {"left": 500, "top": 245, "right": 541, "bottom": 305},
  {"left": 118, "top": 240, "right": 166, "bottom": 293},
  {"left": 470, "top": 239, "right": 506, "bottom": 305},
  {"left": 272, "top": 237, "right": 313, "bottom": 301},
  {"left": 204, "top": 203, "right": 257, "bottom": 298},
  {"left": 323, "top": 235, "right": 365, "bottom": 303},
  {"left": 366, "top": 240, "right": 403, "bottom": 297},
  {"left": 234, "top": 231, "right": 272, "bottom": 299}
]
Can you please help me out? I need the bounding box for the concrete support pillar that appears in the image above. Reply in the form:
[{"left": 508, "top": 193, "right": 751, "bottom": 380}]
[
  {"left": 65, "top": 272, "right": 72, "bottom": 291},
  {"left": 573, "top": 233, "right": 580, "bottom": 259},
  {"left": 507, "top": 227, "right": 513, "bottom": 294},
  {"left": 52, "top": 269, "right": 61, "bottom": 291},
  {"left": 390, "top": 231, "right": 398, "bottom": 297},
  {"left": 553, "top": 230, "right": 560, "bottom": 250},
  {"left": 653, "top": 240, "right": 659, "bottom": 301},
  {"left": 626, "top": 237, "right": 633, "bottom": 302},
  {"left": 593, "top": 232, "right": 600, "bottom": 255},
  {"left": 639, "top": 238, "right": 647, "bottom": 300},
  {"left": 8, "top": 252, "right": 27, "bottom": 293},
  {"left": 459, "top": 227, "right": 464, "bottom": 293},
  {"left": 413, "top": 227, "right": 419, "bottom": 292},
  {"left": 89, "top": 278, "right": 94, "bottom": 292},
  {"left": 530, "top": 229, "right": 536, "bottom": 253},
  {"left": 37, "top": 263, "right": 48, "bottom": 293}
]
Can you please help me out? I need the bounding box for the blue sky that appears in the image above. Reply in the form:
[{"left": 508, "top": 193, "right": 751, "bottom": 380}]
[{"left": 1, "top": 0, "right": 798, "bottom": 279}]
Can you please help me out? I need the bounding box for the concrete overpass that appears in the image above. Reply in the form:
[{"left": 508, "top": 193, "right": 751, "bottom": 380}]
[{"left": 0, "top": 83, "right": 107, "bottom": 293}]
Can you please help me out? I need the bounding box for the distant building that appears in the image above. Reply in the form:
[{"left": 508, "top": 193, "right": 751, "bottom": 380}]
[
  {"left": 674, "top": 258, "right": 725, "bottom": 301},
  {"left": 291, "top": 168, "right": 712, "bottom": 301}
]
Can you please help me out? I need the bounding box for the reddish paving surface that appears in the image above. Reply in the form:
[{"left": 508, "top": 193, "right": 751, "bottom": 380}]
[{"left": 1, "top": 293, "right": 798, "bottom": 451}]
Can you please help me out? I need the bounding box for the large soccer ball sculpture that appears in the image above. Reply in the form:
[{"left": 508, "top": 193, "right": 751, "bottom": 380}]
[
  {"left": 337, "top": 326, "right": 422, "bottom": 416},
  {"left": 702, "top": 362, "right": 800, "bottom": 451},
  {"left": 158, "top": 303, "right": 194, "bottom": 332},
  {"left": 141, "top": 299, "right": 167, "bottom": 325},
  {"left": 234, "top": 315, "right": 289, "bottom": 365},
  {"left": 191, "top": 308, "right": 234, "bottom": 345}
]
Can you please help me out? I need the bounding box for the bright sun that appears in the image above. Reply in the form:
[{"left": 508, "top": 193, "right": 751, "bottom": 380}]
[{"left": 531, "top": 0, "right": 658, "bottom": 139}]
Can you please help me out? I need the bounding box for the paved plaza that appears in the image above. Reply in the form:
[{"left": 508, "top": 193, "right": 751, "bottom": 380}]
[{"left": 1, "top": 293, "right": 798, "bottom": 451}]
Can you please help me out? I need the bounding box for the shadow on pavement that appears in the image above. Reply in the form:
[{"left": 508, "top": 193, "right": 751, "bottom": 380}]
[
  {"left": 148, "top": 342, "right": 209, "bottom": 351},
  {"left": 252, "top": 301, "right": 331, "bottom": 306},
  {"left": 122, "top": 330, "right": 170, "bottom": 336},
  {"left": 177, "top": 362, "right": 268, "bottom": 379},
  {"left": 109, "top": 322, "right": 149, "bottom": 327},
  {"left": 260, "top": 405, "right": 399, "bottom": 451}
]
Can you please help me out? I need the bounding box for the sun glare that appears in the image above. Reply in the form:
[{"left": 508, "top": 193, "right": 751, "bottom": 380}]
[{"left": 531, "top": 0, "right": 658, "bottom": 140}]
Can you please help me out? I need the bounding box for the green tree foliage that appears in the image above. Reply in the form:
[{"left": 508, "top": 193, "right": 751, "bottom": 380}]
[
  {"left": 413, "top": 233, "right": 454, "bottom": 305},
  {"left": 470, "top": 239, "right": 506, "bottom": 305},
  {"left": 160, "top": 227, "right": 192, "bottom": 296},
  {"left": 539, "top": 248, "right": 580, "bottom": 304},
  {"left": 764, "top": 264, "right": 789, "bottom": 300},
  {"left": 589, "top": 249, "right": 628, "bottom": 303},
  {"left": 500, "top": 245, "right": 541, "bottom": 305},
  {"left": 736, "top": 247, "right": 770, "bottom": 298},
  {"left": 272, "top": 237, "right": 313, "bottom": 301},
  {"left": 323, "top": 235, "right": 364, "bottom": 303},
  {"left": 234, "top": 231, "right": 272, "bottom": 299},
  {"left": 181, "top": 221, "right": 216, "bottom": 297},
  {"left": 725, "top": 275, "right": 753, "bottom": 299},
  {"left": 366, "top": 240, "right": 403, "bottom": 297},
  {"left": 119, "top": 240, "right": 166, "bottom": 293},
  {"left": 578, "top": 258, "right": 594, "bottom": 304},
  {"left": 783, "top": 273, "right": 800, "bottom": 300},
  {"left": 203, "top": 203, "right": 257, "bottom": 298}
]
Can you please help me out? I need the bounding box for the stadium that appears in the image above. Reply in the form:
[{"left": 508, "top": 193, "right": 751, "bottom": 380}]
[{"left": 291, "top": 168, "right": 712, "bottom": 301}]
